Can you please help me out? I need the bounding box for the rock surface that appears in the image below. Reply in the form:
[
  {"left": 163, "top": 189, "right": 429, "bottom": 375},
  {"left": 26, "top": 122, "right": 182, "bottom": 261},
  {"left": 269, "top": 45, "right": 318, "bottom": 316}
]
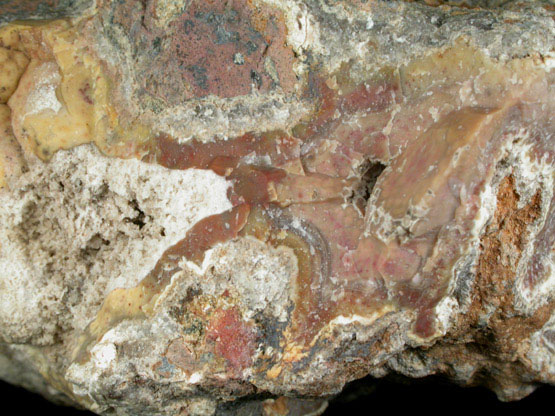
[{"left": 0, "top": 0, "right": 553, "bottom": 415}]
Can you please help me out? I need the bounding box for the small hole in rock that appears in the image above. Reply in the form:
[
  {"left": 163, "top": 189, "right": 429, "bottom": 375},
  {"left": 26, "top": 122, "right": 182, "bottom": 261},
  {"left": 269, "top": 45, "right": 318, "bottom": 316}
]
[
  {"left": 348, "top": 160, "right": 386, "bottom": 214},
  {"left": 124, "top": 199, "right": 147, "bottom": 229}
]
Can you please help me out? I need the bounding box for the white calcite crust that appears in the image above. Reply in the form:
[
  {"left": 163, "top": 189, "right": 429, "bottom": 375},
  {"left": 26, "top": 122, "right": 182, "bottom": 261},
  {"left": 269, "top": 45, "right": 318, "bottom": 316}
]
[{"left": 0, "top": 144, "right": 231, "bottom": 345}]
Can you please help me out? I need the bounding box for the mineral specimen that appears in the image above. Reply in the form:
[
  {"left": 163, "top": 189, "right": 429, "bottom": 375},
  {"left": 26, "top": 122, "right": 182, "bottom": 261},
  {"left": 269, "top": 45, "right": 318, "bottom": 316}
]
[{"left": 0, "top": 0, "right": 553, "bottom": 415}]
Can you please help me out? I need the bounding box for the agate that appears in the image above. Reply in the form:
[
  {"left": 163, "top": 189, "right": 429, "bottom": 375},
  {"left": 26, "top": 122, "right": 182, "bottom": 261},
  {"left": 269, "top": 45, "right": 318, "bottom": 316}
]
[{"left": 0, "top": 1, "right": 553, "bottom": 415}]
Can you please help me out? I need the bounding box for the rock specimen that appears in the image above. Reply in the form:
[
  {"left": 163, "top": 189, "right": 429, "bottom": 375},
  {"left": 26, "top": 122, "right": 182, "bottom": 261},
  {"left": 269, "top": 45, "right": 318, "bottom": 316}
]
[{"left": 0, "top": 0, "right": 553, "bottom": 415}]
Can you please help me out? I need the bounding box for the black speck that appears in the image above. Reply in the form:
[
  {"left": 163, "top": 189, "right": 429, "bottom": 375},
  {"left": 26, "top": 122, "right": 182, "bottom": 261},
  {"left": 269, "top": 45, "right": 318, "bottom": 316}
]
[
  {"left": 152, "top": 37, "right": 162, "bottom": 54},
  {"left": 250, "top": 70, "right": 262, "bottom": 89},
  {"left": 472, "top": 19, "right": 494, "bottom": 31},
  {"left": 124, "top": 199, "right": 147, "bottom": 229}
]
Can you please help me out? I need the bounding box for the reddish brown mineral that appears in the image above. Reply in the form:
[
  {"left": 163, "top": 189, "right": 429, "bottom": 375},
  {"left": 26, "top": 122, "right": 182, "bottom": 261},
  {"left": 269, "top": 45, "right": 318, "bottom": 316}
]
[{"left": 0, "top": 1, "right": 553, "bottom": 415}]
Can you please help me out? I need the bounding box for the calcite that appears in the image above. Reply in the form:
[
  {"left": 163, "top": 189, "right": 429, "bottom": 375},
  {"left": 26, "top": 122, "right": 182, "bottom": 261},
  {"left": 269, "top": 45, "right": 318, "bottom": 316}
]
[{"left": 0, "top": 0, "right": 553, "bottom": 415}]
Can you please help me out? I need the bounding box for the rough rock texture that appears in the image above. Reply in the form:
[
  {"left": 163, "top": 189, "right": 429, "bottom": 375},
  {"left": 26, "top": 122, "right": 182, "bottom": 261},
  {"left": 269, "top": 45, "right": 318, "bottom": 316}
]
[{"left": 0, "top": 0, "right": 553, "bottom": 415}]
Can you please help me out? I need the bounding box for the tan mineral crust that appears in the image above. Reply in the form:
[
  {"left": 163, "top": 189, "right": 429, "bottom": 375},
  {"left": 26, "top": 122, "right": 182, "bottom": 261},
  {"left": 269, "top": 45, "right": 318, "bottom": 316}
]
[{"left": 0, "top": 0, "right": 553, "bottom": 414}]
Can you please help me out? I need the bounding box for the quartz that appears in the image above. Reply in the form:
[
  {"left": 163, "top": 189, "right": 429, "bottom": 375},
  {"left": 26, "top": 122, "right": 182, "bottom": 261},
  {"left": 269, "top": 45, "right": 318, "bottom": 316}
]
[{"left": 0, "top": 1, "right": 553, "bottom": 415}]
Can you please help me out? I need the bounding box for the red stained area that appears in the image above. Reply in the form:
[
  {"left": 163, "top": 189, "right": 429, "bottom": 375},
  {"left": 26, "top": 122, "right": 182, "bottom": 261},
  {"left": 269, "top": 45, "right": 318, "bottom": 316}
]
[
  {"left": 276, "top": 173, "right": 351, "bottom": 205},
  {"left": 285, "top": 202, "right": 392, "bottom": 340},
  {"left": 154, "top": 0, "right": 295, "bottom": 100},
  {"left": 178, "top": 204, "right": 251, "bottom": 265},
  {"left": 79, "top": 82, "right": 93, "bottom": 105},
  {"left": 228, "top": 165, "right": 286, "bottom": 206},
  {"left": 207, "top": 308, "right": 257, "bottom": 371},
  {"left": 377, "top": 244, "right": 422, "bottom": 282},
  {"left": 414, "top": 308, "right": 437, "bottom": 338},
  {"left": 154, "top": 132, "right": 300, "bottom": 172},
  {"left": 339, "top": 81, "right": 399, "bottom": 115},
  {"left": 146, "top": 70, "right": 438, "bottom": 344},
  {"left": 103, "top": 0, "right": 296, "bottom": 104},
  {"left": 297, "top": 72, "right": 399, "bottom": 143},
  {"left": 153, "top": 132, "right": 293, "bottom": 208},
  {"left": 168, "top": 0, "right": 295, "bottom": 98},
  {"left": 143, "top": 61, "right": 536, "bottom": 347},
  {"left": 0, "top": 0, "right": 60, "bottom": 15},
  {"left": 295, "top": 75, "right": 341, "bottom": 141}
]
